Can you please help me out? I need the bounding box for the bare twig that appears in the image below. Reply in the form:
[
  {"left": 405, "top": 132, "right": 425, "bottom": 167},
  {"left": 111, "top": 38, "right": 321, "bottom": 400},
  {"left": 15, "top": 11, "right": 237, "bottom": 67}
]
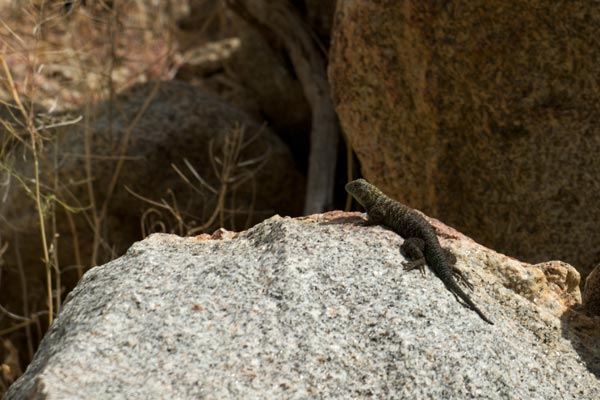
[
  {"left": 129, "top": 123, "right": 269, "bottom": 236},
  {"left": 1, "top": 43, "right": 54, "bottom": 326}
]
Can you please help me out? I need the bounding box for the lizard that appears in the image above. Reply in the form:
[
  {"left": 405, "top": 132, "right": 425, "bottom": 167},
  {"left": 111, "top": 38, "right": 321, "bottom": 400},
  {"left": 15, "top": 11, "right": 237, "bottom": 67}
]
[{"left": 345, "top": 178, "right": 494, "bottom": 325}]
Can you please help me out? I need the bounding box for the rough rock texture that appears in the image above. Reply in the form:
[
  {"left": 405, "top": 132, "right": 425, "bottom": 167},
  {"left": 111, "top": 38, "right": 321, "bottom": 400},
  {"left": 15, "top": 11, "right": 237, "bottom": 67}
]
[
  {"left": 328, "top": 1, "right": 600, "bottom": 277},
  {"left": 562, "top": 286, "right": 600, "bottom": 375},
  {"left": 561, "top": 262, "right": 600, "bottom": 375},
  {"left": 6, "top": 212, "right": 598, "bottom": 399},
  {"left": 0, "top": 80, "right": 303, "bottom": 332},
  {"left": 582, "top": 264, "right": 600, "bottom": 317}
]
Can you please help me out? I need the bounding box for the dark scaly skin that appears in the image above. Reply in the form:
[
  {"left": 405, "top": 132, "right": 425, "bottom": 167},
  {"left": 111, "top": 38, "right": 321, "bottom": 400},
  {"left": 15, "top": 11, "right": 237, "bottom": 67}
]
[{"left": 345, "top": 178, "right": 493, "bottom": 325}]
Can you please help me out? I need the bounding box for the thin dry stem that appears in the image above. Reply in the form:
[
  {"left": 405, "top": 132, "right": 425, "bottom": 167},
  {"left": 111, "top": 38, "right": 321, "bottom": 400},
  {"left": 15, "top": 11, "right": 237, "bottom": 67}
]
[
  {"left": 1, "top": 44, "right": 54, "bottom": 326},
  {"left": 65, "top": 211, "right": 83, "bottom": 279}
]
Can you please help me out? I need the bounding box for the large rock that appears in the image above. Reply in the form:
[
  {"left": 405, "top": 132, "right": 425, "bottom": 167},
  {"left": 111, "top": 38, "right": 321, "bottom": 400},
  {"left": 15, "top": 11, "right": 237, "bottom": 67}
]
[
  {"left": 5, "top": 212, "right": 598, "bottom": 399},
  {"left": 329, "top": 1, "right": 600, "bottom": 277}
]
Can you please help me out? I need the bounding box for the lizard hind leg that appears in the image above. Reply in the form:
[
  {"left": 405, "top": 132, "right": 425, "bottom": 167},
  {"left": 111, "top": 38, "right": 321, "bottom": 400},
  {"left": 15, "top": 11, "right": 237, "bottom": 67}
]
[
  {"left": 401, "top": 238, "right": 427, "bottom": 276},
  {"left": 452, "top": 266, "right": 475, "bottom": 291},
  {"left": 443, "top": 247, "right": 475, "bottom": 291},
  {"left": 443, "top": 247, "right": 457, "bottom": 266}
]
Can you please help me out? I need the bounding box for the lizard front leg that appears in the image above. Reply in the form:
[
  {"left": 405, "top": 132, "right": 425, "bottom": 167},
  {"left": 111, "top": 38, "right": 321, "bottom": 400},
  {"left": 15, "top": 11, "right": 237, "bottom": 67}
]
[
  {"left": 365, "top": 203, "right": 386, "bottom": 225},
  {"left": 401, "top": 237, "right": 427, "bottom": 275}
]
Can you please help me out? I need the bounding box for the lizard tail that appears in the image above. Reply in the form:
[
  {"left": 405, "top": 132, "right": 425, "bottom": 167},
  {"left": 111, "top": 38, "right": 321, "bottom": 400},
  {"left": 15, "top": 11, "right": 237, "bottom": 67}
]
[{"left": 445, "top": 279, "right": 494, "bottom": 325}]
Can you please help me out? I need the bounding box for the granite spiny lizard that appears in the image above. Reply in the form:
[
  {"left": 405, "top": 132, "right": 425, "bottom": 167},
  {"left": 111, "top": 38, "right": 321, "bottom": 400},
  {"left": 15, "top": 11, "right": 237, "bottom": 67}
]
[{"left": 345, "top": 178, "right": 493, "bottom": 325}]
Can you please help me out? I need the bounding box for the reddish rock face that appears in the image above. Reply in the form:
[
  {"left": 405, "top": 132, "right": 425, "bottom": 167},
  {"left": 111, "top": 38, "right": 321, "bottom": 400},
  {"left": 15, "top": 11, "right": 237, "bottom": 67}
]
[{"left": 329, "top": 1, "right": 600, "bottom": 277}]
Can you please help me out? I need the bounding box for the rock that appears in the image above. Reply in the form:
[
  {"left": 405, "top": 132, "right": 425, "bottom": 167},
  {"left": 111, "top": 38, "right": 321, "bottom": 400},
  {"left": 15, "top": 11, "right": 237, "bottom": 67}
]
[
  {"left": 5, "top": 212, "right": 598, "bottom": 399},
  {"left": 560, "top": 262, "right": 600, "bottom": 376},
  {"left": 229, "top": 15, "right": 311, "bottom": 138},
  {"left": 328, "top": 0, "right": 600, "bottom": 277},
  {"left": 582, "top": 264, "right": 600, "bottom": 316},
  {"left": 428, "top": 216, "right": 581, "bottom": 318}
]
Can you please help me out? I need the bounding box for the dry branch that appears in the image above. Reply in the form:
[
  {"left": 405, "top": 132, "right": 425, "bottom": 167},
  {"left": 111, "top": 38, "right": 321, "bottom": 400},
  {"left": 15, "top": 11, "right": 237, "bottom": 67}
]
[{"left": 225, "top": 0, "right": 339, "bottom": 214}]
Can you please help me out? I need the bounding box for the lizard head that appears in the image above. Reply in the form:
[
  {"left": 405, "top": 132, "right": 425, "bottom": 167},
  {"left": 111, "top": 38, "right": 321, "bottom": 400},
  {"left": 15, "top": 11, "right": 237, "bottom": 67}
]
[{"left": 345, "top": 178, "right": 381, "bottom": 209}]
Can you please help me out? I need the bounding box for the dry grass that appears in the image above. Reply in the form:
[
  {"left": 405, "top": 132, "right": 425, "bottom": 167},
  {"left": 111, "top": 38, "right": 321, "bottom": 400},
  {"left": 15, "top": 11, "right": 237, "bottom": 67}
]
[
  {"left": 127, "top": 122, "right": 271, "bottom": 237},
  {"left": 0, "top": 0, "right": 178, "bottom": 110},
  {"left": 0, "top": 2, "right": 272, "bottom": 393},
  {"left": 0, "top": 0, "right": 183, "bottom": 393}
]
